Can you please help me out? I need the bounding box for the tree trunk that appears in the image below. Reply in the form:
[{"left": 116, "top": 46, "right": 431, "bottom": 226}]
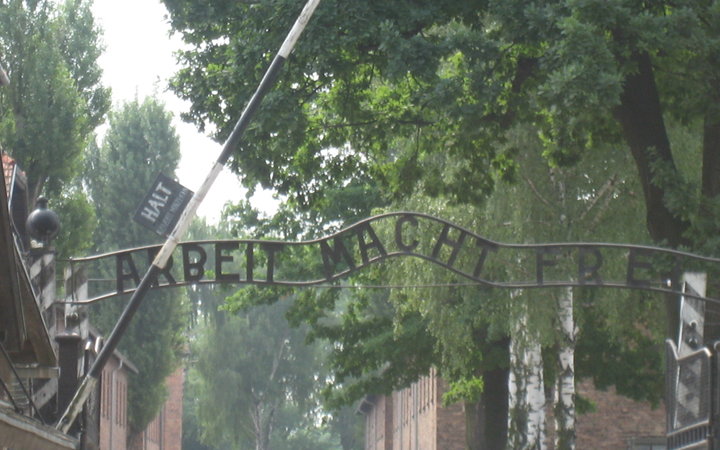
[
  {"left": 614, "top": 51, "right": 687, "bottom": 247},
  {"left": 465, "top": 400, "right": 483, "bottom": 450},
  {"left": 701, "top": 116, "right": 720, "bottom": 342},
  {"left": 466, "top": 338, "right": 510, "bottom": 449},
  {"left": 509, "top": 304, "right": 546, "bottom": 449},
  {"left": 484, "top": 363, "right": 510, "bottom": 449},
  {"left": 613, "top": 50, "right": 689, "bottom": 337},
  {"left": 554, "top": 287, "right": 575, "bottom": 449}
]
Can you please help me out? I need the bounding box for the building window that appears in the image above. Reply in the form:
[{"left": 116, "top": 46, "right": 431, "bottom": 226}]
[
  {"left": 101, "top": 371, "right": 108, "bottom": 418},
  {"left": 121, "top": 380, "right": 126, "bottom": 427},
  {"left": 120, "top": 380, "right": 124, "bottom": 427},
  {"left": 100, "top": 372, "right": 104, "bottom": 417},
  {"left": 115, "top": 377, "right": 122, "bottom": 425}
]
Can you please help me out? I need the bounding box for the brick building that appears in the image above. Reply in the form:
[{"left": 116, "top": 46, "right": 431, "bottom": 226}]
[
  {"left": 128, "top": 366, "right": 184, "bottom": 450},
  {"left": 95, "top": 331, "right": 137, "bottom": 450},
  {"left": 575, "top": 379, "right": 665, "bottom": 450},
  {"left": 61, "top": 255, "right": 185, "bottom": 450},
  {"left": 360, "top": 370, "right": 666, "bottom": 449},
  {"left": 359, "top": 368, "right": 465, "bottom": 450}
]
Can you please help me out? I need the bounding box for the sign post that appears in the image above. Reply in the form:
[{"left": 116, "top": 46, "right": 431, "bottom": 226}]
[{"left": 55, "top": 0, "right": 323, "bottom": 432}]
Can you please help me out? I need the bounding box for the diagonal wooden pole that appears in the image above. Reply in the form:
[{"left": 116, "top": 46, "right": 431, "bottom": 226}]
[{"left": 56, "top": 0, "right": 323, "bottom": 432}]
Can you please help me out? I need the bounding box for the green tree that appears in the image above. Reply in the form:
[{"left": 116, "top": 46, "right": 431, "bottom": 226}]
[
  {"left": 162, "top": 1, "right": 720, "bottom": 447},
  {"left": 86, "top": 97, "right": 181, "bottom": 250},
  {"left": 52, "top": 181, "right": 98, "bottom": 258},
  {"left": 0, "top": 0, "right": 110, "bottom": 203},
  {"left": 399, "top": 130, "right": 661, "bottom": 448},
  {"left": 205, "top": 203, "right": 365, "bottom": 450},
  {"left": 84, "top": 97, "right": 187, "bottom": 434},
  {"left": 190, "top": 294, "right": 336, "bottom": 450},
  {"left": 0, "top": 0, "right": 110, "bottom": 257},
  {"left": 161, "top": 0, "right": 720, "bottom": 325}
]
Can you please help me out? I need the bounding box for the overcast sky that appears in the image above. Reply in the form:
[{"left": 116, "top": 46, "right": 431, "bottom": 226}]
[{"left": 91, "top": 0, "right": 247, "bottom": 223}]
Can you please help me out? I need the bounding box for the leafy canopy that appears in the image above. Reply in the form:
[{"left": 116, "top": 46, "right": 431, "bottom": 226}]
[{"left": 0, "top": 0, "right": 110, "bottom": 202}]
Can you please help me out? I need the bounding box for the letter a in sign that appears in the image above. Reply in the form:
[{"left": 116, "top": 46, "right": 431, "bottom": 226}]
[{"left": 133, "top": 173, "right": 193, "bottom": 236}]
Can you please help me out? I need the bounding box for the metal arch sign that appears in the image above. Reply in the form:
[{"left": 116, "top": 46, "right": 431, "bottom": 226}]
[{"left": 64, "top": 212, "right": 720, "bottom": 305}]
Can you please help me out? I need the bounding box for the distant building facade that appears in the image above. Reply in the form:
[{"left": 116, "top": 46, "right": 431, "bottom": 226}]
[
  {"left": 359, "top": 368, "right": 465, "bottom": 450},
  {"left": 128, "top": 367, "right": 184, "bottom": 450},
  {"left": 360, "top": 370, "right": 666, "bottom": 449},
  {"left": 95, "top": 331, "right": 137, "bottom": 450}
]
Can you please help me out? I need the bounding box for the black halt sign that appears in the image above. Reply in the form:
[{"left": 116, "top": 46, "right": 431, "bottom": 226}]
[{"left": 133, "top": 173, "right": 193, "bottom": 236}]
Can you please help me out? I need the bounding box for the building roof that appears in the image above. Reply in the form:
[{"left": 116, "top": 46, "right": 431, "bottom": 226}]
[
  {"left": 0, "top": 153, "right": 67, "bottom": 448},
  {"left": 88, "top": 325, "right": 139, "bottom": 375},
  {"left": 1, "top": 153, "right": 26, "bottom": 200},
  {"left": 0, "top": 402, "right": 77, "bottom": 450},
  {"left": 0, "top": 153, "right": 55, "bottom": 369}
]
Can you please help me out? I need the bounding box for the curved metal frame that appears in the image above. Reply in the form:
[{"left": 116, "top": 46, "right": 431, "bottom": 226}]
[{"left": 57, "top": 212, "right": 720, "bottom": 304}]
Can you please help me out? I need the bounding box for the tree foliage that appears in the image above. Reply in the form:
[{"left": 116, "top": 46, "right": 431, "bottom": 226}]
[
  {"left": 191, "top": 297, "right": 336, "bottom": 449},
  {"left": 163, "top": 0, "right": 720, "bottom": 256},
  {"left": 86, "top": 97, "right": 181, "bottom": 250},
  {"left": 0, "top": 0, "right": 110, "bottom": 202},
  {"left": 181, "top": 212, "right": 363, "bottom": 449},
  {"left": 161, "top": 0, "right": 720, "bottom": 348},
  {"left": 0, "top": 0, "right": 110, "bottom": 257},
  {"left": 161, "top": 0, "right": 720, "bottom": 446}
]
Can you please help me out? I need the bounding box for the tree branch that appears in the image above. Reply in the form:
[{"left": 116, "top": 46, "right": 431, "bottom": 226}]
[
  {"left": 523, "top": 174, "right": 555, "bottom": 212},
  {"left": 578, "top": 174, "right": 617, "bottom": 223},
  {"left": 322, "top": 118, "right": 434, "bottom": 129}
]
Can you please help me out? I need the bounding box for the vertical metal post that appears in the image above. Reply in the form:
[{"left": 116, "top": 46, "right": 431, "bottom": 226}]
[
  {"left": 55, "top": 0, "right": 323, "bottom": 433},
  {"left": 678, "top": 273, "right": 707, "bottom": 356},
  {"left": 667, "top": 272, "right": 712, "bottom": 449}
]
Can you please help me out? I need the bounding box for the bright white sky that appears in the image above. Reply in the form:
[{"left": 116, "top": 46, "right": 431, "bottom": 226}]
[{"left": 91, "top": 0, "right": 253, "bottom": 223}]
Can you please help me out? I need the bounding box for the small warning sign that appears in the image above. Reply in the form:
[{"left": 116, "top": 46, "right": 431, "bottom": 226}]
[{"left": 133, "top": 173, "right": 193, "bottom": 237}]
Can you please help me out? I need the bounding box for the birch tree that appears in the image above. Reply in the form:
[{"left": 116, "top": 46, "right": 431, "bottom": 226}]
[{"left": 508, "top": 299, "right": 547, "bottom": 449}]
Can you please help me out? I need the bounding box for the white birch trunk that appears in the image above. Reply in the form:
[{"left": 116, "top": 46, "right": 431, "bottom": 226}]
[
  {"left": 554, "top": 287, "right": 576, "bottom": 449},
  {"left": 509, "top": 301, "right": 547, "bottom": 449}
]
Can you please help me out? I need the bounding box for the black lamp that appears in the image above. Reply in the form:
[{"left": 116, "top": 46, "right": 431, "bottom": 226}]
[{"left": 26, "top": 197, "right": 60, "bottom": 246}]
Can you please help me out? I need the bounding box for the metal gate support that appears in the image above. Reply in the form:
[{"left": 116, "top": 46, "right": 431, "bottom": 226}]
[{"left": 667, "top": 273, "right": 714, "bottom": 449}]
